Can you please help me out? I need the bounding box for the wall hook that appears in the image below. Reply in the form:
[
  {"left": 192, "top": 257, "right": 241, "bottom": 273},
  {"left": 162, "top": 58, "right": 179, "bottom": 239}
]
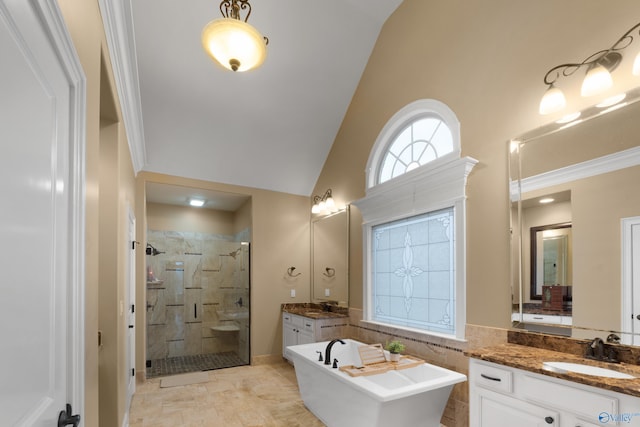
[
  {"left": 287, "top": 266, "right": 301, "bottom": 277},
  {"left": 323, "top": 267, "right": 335, "bottom": 278}
]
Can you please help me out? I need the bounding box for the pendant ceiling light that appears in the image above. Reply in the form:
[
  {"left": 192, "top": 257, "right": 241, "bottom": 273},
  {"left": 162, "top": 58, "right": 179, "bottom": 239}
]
[
  {"left": 202, "top": 0, "right": 268, "bottom": 72},
  {"left": 539, "top": 22, "right": 640, "bottom": 115}
]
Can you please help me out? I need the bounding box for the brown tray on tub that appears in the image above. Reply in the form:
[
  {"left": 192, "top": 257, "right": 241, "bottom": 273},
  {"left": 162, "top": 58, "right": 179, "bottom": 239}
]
[{"left": 338, "top": 343, "right": 424, "bottom": 377}]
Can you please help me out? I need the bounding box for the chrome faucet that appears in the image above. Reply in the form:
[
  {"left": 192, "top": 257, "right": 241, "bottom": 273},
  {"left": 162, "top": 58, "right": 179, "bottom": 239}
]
[{"left": 324, "top": 339, "right": 345, "bottom": 365}]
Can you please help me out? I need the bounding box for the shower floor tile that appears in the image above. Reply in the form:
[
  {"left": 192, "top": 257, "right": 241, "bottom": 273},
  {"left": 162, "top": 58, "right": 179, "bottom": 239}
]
[{"left": 146, "top": 352, "right": 247, "bottom": 378}]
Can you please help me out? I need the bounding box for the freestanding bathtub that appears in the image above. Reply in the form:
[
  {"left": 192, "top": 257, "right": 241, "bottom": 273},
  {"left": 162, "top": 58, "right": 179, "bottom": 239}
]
[{"left": 288, "top": 339, "right": 466, "bottom": 427}]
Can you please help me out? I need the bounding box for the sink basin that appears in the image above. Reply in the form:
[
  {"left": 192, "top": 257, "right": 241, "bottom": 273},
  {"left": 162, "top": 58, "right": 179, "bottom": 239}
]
[
  {"left": 216, "top": 308, "right": 249, "bottom": 320},
  {"left": 543, "top": 361, "right": 635, "bottom": 379}
]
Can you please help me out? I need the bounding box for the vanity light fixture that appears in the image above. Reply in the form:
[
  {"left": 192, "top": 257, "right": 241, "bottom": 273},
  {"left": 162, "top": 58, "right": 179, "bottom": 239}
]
[
  {"left": 539, "top": 21, "right": 640, "bottom": 115},
  {"left": 311, "top": 189, "right": 337, "bottom": 214},
  {"left": 189, "top": 198, "right": 205, "bottom": 207},
  {"left": 201, "top": 0, "right": 268, "bottom": 72}
]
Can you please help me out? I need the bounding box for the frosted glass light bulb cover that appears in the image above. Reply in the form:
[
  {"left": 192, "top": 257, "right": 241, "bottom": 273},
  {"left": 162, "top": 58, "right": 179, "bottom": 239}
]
[
  {"left": 633, "top": 52, "right": 640, "bottom": 76},
  {"left": 325, "top": 197, "right": 336, "bottom": 211},
  {"left": 581, "top": 64, "right": 612, "bottom": 97},
  {"left": 202, "top": 18, "right": 267, "bottom": 72},
  {"left": 539, "top": 86, "right": 566, "bottom": 115}
]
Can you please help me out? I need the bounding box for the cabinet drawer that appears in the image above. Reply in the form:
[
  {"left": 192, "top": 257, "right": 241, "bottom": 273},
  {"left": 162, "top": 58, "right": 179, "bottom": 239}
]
[
  {"left": 283, "top": 313, "right": 304, "bottom": 328},
  {"left": 301, "top": 318, "right": 315, "bottom": 333},
  {"left": 521, "top": 374, "right": 618, "bottom": 420},
  {"left": 471, "top": 360, "right": 513, "bottom": 394}
]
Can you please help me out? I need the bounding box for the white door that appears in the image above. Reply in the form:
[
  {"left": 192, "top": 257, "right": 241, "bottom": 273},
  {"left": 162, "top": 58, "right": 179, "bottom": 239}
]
[
  {"left": 126, "top": 207, "right": 136, "bottom": 410},
  {"left": 623, "top": 217, "right": 640, "bottom": 345},
  {"left": 0, "top": 0, "right": 85, "bottom": 426}
]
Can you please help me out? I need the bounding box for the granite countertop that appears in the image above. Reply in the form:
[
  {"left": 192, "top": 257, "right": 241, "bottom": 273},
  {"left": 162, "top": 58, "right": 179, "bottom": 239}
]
[
  {"left": 466, "top": 343, "right": 640, "bottom": 397},
  {"left": 281, "top": 303, "right": 349, "bottom": 319}
]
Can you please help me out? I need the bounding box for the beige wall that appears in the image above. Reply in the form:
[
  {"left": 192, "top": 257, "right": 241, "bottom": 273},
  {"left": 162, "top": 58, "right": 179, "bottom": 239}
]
[
  {"left": 137, "top": 173, "right": 310, "bottom": 363},
  {"left": 147, "top": 202, "right": 236, "bottom": 234},
  {"left": 313, "top": 0, "right": 640, "bottom": 334},
  {"left": 60, "top": 1, "right": 137, "bottom": 424}
]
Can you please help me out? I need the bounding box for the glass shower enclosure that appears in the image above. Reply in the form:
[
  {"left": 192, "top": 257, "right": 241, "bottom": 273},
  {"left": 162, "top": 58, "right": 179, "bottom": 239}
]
[{"left": 145, "top": 229, "right": 250, "bottom": 378}]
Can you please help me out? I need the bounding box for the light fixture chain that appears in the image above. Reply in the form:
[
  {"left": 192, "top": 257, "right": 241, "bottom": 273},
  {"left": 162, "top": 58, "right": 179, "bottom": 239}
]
[{"left": 219, "top": 0, "right": 252, "bottom": 22}]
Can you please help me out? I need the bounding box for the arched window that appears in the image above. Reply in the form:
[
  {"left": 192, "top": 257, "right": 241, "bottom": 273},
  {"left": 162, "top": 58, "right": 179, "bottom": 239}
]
[
  {"left": 355, "top": 99, "right": 474, "bottom": 341},
  {"left": 366, "top": 99, "right": 460, "bottom": 189}
]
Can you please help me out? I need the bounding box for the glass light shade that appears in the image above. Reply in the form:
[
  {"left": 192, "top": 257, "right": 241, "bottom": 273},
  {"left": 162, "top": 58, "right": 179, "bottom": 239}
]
[
  {"left": 539, "top": 85, "right": 566, "bottom": 115},
  {"left": 580, "top": 64, "right": 613, "bottom": 97},
  {"left": 202, "top": 17, "right": 267, "bottom": 72},
  {"left": 633, "top": 52, "right": 640, "bottom": 76},
  {"left": 325, "top": 196, "right": 336, "bottom": 212},
  {"left": 311, "top": 204, "right": 321, "bottom": 214}
]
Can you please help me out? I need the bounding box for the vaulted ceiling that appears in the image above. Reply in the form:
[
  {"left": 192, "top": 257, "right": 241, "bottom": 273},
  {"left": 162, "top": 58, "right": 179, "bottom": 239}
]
[{"left": 101, "top": 0, "right": 403, "bottom": 198}]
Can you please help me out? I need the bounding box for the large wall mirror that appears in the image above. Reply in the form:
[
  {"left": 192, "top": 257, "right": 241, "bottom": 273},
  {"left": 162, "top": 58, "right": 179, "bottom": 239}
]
[
  {"left": 510, "top": 94, "right": 640, "bottom": 343},
  {"left": 311, "top": 206, "right": 349, "bottom": 306}
]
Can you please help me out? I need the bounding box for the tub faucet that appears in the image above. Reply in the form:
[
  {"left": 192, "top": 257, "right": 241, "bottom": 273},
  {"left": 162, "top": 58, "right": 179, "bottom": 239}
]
[{"left": 324, "top": 339, "right": 345, "bottom": 365}]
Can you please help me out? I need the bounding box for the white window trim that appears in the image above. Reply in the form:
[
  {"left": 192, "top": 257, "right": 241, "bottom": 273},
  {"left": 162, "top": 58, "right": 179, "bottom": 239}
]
[{"left": 354, "top": 156, "right": 477, "bottom": 340}]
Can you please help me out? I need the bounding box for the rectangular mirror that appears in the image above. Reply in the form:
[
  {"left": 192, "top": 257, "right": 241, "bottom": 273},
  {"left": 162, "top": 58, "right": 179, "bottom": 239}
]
[
  {"left": 311, "top": 206, "right": 349, "bottom": 306},
  {"left": 510, "top": 96, "right": 640, "bottom": 341}
]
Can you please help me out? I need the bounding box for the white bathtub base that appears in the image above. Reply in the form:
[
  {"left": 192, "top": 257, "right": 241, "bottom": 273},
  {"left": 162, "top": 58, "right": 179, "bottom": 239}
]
[{"left": 289, "top": 340, "right": 466, "bottom": 427}]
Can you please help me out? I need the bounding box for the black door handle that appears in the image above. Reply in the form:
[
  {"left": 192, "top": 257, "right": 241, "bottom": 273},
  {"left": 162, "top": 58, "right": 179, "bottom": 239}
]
[{"left": 58, "top": 403, "right": 80, "bottom": 427}]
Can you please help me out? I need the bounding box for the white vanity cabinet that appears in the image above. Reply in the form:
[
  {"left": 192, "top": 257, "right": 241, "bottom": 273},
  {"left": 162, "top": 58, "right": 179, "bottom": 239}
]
[
  {"left": 283, "top": 313, "right": 315, "bottom": 360},
  {"left": 282, "top": 312, "right": 347, "bottom": 361},
  {"left": 470, "top": 358, "right": 639, "bottom": 427}
]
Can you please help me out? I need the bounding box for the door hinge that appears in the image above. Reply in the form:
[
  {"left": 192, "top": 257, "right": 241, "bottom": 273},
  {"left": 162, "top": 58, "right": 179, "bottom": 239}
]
[
  {"left": 131, "top": 304, "right": 135, "bottom": 313},
  {"left": 131, "top": 240, "right": 140, "bottom": 250},
  {"left": 131, "top": 368, "right": 135, "bottom": 377}
]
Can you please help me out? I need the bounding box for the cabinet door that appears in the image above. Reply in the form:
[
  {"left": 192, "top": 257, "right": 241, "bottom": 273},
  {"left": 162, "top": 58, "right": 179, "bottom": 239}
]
[
  {"left": 282, "top": 322, "right": 299, "bottom": 360},
  {"left": 477, "top": 388, "right": 558, "bottom": 427}
]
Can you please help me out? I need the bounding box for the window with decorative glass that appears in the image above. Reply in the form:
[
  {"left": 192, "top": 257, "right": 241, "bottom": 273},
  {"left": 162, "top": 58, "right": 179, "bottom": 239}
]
[{"left": 355, "top": 99, "right": 476, "bottom": 341}]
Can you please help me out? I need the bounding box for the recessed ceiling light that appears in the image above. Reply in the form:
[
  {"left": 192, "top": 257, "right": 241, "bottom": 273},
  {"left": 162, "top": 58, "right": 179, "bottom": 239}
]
[
  {"left": 539, "top": 197, "right": 554, "bottom": 204},
  {"left": 190, "top": 199, "right": 205, "bottom": 207}
]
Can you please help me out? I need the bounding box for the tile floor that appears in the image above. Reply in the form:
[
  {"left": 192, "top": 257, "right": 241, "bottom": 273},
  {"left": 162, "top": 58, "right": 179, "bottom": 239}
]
[{"left": 129, "top": 361, "right": 326, "bottom": 427}]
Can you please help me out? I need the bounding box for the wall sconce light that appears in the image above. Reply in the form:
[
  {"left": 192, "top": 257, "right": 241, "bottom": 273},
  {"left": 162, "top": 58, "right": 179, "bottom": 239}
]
[
  {"left": 539, "top": 22, "right": 640, "bottom": 115},
  {"left": 311, "top": 189, "right": 337, "bottom": 214},
  {"left": 201, "top": 0, "right": 268, "bottom": 72}
]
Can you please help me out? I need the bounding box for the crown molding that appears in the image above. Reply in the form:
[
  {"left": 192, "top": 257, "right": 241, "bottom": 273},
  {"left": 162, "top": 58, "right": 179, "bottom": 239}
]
[
  {"left": 98, "top": 0, "right": 146, "bottom": 173},
  {"left": 511, "top": 145, "right": 640, "bottom": 199}
]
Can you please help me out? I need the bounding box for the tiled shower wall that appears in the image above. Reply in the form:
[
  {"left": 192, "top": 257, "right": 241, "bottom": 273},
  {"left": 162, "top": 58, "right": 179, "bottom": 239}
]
[{"left": 146, "top": 229, "right": 250, "bottom": 362}]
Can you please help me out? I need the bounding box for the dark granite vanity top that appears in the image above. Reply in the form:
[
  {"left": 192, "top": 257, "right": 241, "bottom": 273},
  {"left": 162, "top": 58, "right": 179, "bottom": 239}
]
[
  {"left": 281, "top": 303, "right": 348, "bottom": 319},
  {"left": 466, "top": 343, "right": 640, "bottom": 397}
]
